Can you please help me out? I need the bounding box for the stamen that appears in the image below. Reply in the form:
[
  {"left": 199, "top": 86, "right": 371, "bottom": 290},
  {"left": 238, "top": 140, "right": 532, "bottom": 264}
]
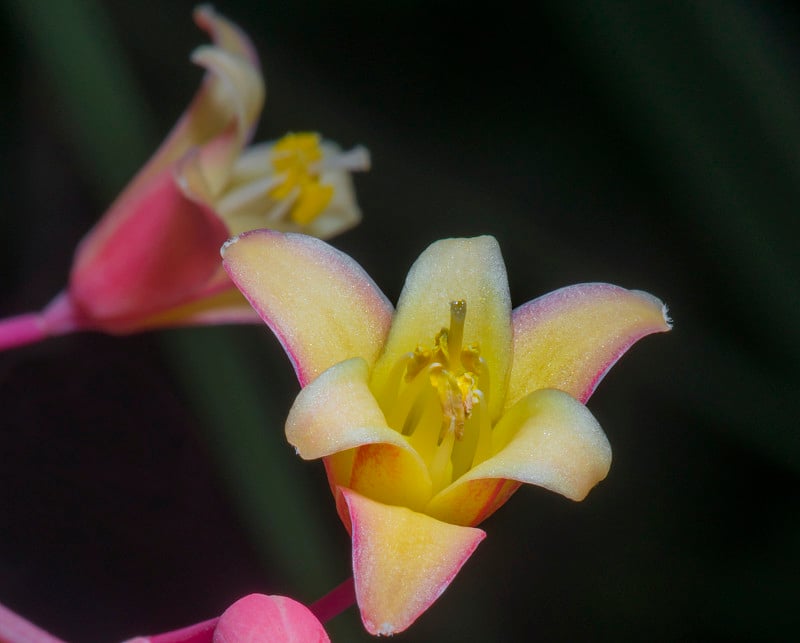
[
  {"left": 318, "top": 145, "right": 371, "bottom": 172},
  {"left": 431, "top": 366, "right": 466, "bottom": 444},
  {"left": 268, "top": 132, "right": 334, "bottom": 226},
  {"left": 374, "top": 352, "right": 414, "bottom": 410},
  {"left": 430, "top": 429, "right": 455, "bottom": 494}
]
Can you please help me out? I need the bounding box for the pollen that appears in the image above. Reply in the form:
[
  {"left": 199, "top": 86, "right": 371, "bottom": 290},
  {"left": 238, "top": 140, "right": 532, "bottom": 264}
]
[
  {"left": 269, "top": 132, "right": 334, "bottom": 225},
  {"left": 378, "top": 300, "right": 491, "bottom": 490}
]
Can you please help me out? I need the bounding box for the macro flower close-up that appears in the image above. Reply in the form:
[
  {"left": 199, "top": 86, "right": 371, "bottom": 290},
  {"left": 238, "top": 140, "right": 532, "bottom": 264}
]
[
  {"left": 3, "top": 2, "right": 797, "bottom": 641},
  {"left": 222, "top": 230, "right": 671, "bottom": 634},
  {"left": 0, "top": 6, "right": 368, "bottom": 350}
]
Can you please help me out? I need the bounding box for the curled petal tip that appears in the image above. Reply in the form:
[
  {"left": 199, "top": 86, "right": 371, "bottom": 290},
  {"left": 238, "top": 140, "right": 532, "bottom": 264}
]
[{"left": 509, "top": 283, "right": 672, "bottom": 407}]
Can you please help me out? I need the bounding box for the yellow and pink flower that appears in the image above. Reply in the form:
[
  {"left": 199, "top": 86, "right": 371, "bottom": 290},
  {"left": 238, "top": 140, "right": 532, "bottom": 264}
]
[
  {"left": 222, "top": 230, "right": 671, "bottom": 635},
  {"left": 0, "top": 7, "right": 368, "bottom": 350}
]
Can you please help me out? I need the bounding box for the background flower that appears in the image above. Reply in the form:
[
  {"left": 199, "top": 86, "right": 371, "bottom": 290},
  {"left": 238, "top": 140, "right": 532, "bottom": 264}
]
[{"left": 1, "top": 1, "right": 797, "bottom": 642}]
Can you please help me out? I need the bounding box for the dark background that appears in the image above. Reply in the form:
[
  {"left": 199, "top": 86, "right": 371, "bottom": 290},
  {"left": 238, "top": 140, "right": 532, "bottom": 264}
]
[{"left": 1, "top": 1, "right": 799, "bottom": 641}]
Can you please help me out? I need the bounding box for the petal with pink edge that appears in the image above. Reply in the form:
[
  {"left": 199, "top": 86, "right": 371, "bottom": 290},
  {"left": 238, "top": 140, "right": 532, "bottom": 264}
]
[
  {"left": 424, "top": 477, "right": 520, "bottom": 527},
  {"left": 214, "top": 594, "right": 330, "bottom": 643},
  {"left": 370, "top": 236, "right": 512, "bottom": 421},
  {"left": 222, "top": 231, "right": 393, "bottom": 385},
  {"left": 342, "top": 488, "right": 486, "bottom": 636},
  {"left": 432, "top": 389, "right": 611, "bottom": 510},
  {"left": 507, "top": 283, "right": 671, "bottom": 409}
]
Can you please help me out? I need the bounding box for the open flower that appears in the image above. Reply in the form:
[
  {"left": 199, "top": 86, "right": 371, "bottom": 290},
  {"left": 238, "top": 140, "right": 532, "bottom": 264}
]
[
  {"left": 222, "top": 231, "right": 671, "bottom": 635},
  {"left": 0, "top": 6, "right": 368, "bottom": 350}
]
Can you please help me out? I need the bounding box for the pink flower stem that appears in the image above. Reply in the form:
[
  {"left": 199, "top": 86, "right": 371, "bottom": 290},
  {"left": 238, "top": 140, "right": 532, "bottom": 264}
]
[
  {"left": 0, "top": 293, "right": 80, "bottom": 352},
  {"left": 0, "top": 601, "right": 67, "bottom": 643},
  {"left": 308, "top": 577, "right": 356, "bottom": 624},
  {"left": 0, "top": 313, "right": 50, "bottom": 352},
  {"left": 140, "top": 617, "right": 220, "bottom": 643}
]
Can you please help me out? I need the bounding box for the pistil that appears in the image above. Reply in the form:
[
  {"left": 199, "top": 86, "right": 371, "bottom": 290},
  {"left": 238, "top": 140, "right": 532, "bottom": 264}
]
[{"left": 376, "top": 299, "right": 491, "bottom": 492}]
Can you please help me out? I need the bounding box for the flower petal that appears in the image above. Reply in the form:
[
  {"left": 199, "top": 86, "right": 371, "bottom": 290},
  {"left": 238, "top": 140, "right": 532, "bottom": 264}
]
[
  {"left": 69, "top": 168, "right": 230, "bottom": 332},
  {"left": 424, "top": 477, "right": 520, "bottom": 527},
  {"left": 430, "top": 389, "right": 611, "bottom": 516},
  {"left": 218, "top": 140, "right": 369, "bottom": 238},
  {"left": 214, "top": 594, "right": 330, "bottom": 643},
  {"left": 370, "top": 236, "right": 512, "bottom": 420},
  {"left": 222, "top": 231, "right": 393, "bottom": 385},
  {"left": 348, "top": 443, "right": 433, "bottom": 513},
  {"left": 341, "top": 488, "right": 485, "bottom": 636},
  {"left": 286, "top": 358, "right": 415, "bottom": 459},
  {"left": 134, "top": 283, "right": 259, "bottom": 330},
  {"left": 125, "top": 7, "right": 263, "bottom": 201},
  {"left": 507, "top": 283, "right": 672, "bottom": 408}
]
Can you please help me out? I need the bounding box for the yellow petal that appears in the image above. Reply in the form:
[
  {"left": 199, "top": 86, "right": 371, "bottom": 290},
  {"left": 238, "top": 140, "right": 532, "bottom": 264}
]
[
  {"left": 424, "top": 477, "right": 520, "bottom": 527},
  {"left": 285, "top": 358, "right": 416, "bottom": 459},
  {"left": 222, "top": 231, "right": 393, "bottom": 385},
  {"left": 342, "top": 488, "right": 485, "bottom": 636},
  {"left": 370, "top": 236, "right": 512, "bottom": 421},
  {"left": 431, "top": 389, "right": 611, "bottom": 512},
  {"left": 507, "top": 283, "right": 672, "bottom": 408},
  {"left": 349, "top": 443, "right": 433, "bottom": 513}
]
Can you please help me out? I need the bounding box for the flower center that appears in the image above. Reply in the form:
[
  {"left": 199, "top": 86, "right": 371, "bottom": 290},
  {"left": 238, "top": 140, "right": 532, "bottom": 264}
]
[
  {"left": 269, "top": 133, "right": 334, "bottom": 225},
  {"left": 376, "top": 300, "right": 493, "bottom": 493}
]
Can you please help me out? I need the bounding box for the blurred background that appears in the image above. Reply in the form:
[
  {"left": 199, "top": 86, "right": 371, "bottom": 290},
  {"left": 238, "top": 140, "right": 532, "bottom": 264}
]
[{"left": 1, "top": 1, "right": 799, "bottom": 641}]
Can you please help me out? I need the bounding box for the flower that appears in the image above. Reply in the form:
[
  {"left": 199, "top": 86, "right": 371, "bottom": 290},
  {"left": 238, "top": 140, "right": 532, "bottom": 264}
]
[
  {"left": 222, "top": 231, "right": 672, "bottom": 635},
  {"left": 0, "top": 6, "right": 368, "bottom": 349}
]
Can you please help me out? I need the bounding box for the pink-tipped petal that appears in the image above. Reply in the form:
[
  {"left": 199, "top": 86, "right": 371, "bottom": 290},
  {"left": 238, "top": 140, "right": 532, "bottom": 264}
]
[
  {"left": 342, "top": 488, "right": 486, "bottom": 636},
  {"left": 222, "top": 230, "right": 393, "bottom": 385},
  {"left": 423, "top": 477, "right": 520, "bottom": 527},
  {"left": 69, "top": 168, "right": 230, "bottom": 332},
  {"left": 370, "top": 236, "right": 513, "bottom": 421},
  {"left": 507, "top": 283, "right": 672, "bottom": 408},
  {"left": 430, "top": 389, "right": 611, "bottom": 520},
  {"left": 214, "top": 594, "right": 330, "bottom": 643}
]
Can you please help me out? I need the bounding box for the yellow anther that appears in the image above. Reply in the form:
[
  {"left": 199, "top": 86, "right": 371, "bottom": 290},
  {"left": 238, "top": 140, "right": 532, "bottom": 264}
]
[
  {"left": 430, "top": 367, "right": 466, "bottom": 443},
  {"left": 269, "top": 132, "right": 334, "bottom": 226},
  {"left": 405, "top": 345, "right": 432, "bottom": 382}
]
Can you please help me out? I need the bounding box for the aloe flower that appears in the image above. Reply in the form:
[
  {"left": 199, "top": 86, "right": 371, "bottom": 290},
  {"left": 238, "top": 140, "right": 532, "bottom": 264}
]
[
  {"left": 0, "top": 6, "right": 368, "bottom": 350},
  {"left": 222, "top": 231, "right": 672, "bottom": 635}
]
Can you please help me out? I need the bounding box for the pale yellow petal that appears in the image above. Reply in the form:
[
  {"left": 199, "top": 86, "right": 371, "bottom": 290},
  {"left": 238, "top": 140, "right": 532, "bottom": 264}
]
[
  {"left": 507, "top": 283, "right": 672, "bottom": 408},
  {"left": 432, "top": 389, "right": 611, "bottom": 506},
  {"left": 222, "top": 231, "right": 393, "bottom": 385},
  {"left": 370, "top": 236, "right": 512, "bottom": 420},
  {"left": 285, "top": 358, "right": 413, "bottom": 459},
  {"left": 342, "top": 488, "right": 486, "bottom": 636}
]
